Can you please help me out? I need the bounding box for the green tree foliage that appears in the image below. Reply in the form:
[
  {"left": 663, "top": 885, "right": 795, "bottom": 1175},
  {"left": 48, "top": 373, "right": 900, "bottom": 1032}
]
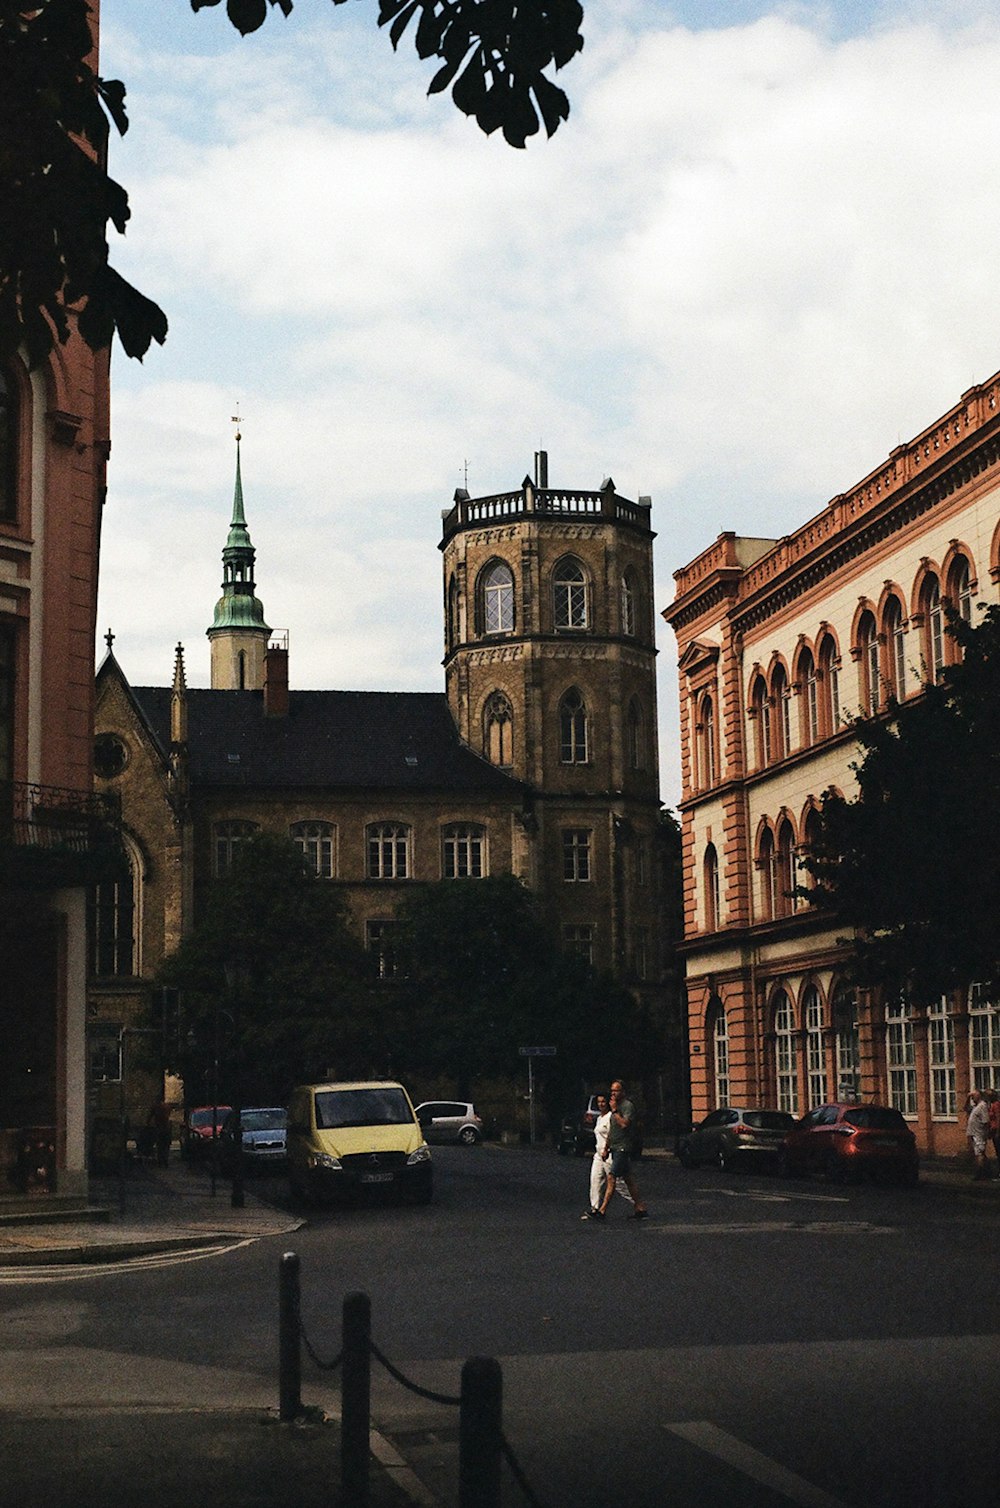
[
  {"left": 386, "top": 874, "right": 658, "bottom": 1099},
  {"left": 0, "top": 0, "right": 168, "bottom": 366},
  {"left": 158, "top": 832, "right": 374, "bottom": 1103},
  {"left": 803, "top": 605, "right": 1000, "bottom": 1006},
  {"left": 1, "top": 0, "right": 583, "bottom": 366}
]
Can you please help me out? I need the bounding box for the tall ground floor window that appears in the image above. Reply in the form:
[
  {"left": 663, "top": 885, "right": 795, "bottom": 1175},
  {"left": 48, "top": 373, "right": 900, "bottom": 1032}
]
[
  {"left": 969, "top": 984, "right": 1000, "bottom": 1090},
  {"left": 928, "top": 996, "right": 956, "bottom": 1118},
  {"left": 773, "top": 991, "right": 798, "bottom": 1114},
  {"left": 885, "top": 999, "right": 917, "bottom": 1117},
  {"left": 712, "top": 1008, "right": 730, "bottom": 1106},
  {"left": 833, "top": 984, "right": 860, "bottom": 1100}
]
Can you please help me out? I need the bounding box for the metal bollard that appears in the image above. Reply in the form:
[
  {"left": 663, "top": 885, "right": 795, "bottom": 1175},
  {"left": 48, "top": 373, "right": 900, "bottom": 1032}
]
[
  {"left": 459, "top": 1356, "right": 503, "bottom": 1508},
  {"left": 278, "top": 1251, "right": 302, "bottom": 1421},
  {"left": 341, "top": 1291, "right": 371, "bottom": 1507}
]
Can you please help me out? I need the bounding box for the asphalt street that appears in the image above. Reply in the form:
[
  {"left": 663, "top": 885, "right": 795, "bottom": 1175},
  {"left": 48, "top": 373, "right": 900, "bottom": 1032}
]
[{"left": 1, "top": 1145, "right": 997, "bottom": 1507}]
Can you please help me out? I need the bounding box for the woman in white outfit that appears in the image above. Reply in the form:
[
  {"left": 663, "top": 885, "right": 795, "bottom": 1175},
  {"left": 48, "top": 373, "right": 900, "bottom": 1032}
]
[{"left": 586, "top": 1094, "right": 633, "bottom": 1215}]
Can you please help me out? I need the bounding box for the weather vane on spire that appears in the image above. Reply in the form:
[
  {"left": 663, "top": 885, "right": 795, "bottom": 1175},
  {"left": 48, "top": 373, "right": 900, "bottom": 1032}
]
[{"left": 231, "top": 407, "right": 243, "bottom": 443}]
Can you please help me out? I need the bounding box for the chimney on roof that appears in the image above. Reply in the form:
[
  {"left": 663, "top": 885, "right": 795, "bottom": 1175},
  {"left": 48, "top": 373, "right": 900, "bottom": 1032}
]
[
  {"left": 264, "top": 633, "right": 289, "bottom": 719},
  {"left": 534, "top": 450, "right": 548, "bottom": 488}
]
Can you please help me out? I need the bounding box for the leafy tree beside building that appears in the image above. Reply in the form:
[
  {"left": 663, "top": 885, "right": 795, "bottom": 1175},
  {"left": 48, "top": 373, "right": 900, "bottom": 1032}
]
[{"left": 804, "top": 605, "right": 1000, "bottom": 1007}]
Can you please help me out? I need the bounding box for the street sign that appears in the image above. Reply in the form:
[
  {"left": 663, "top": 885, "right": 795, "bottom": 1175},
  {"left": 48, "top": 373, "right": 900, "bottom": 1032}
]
[{"left": 519, "top": 1046, "right": 557, "bottom": 1056}]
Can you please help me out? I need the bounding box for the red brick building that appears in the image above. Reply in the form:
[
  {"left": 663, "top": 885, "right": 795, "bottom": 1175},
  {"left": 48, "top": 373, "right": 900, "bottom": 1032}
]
[
  {"left": 0, "top": 16, "right": 113, "bottom": 1204},
  {"left": 664, "top": 375, "right": 1000, "bottom": 1160}
]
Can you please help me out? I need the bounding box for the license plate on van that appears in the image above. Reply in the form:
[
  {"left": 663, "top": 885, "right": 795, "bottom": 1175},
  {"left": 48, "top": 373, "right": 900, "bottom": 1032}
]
[{"left": 360, "top": 1171, "right": 394, "bottom": 1184}]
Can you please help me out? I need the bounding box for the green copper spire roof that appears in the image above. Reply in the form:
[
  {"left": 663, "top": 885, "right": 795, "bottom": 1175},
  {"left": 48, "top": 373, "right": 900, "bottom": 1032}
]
[{"left": 208, "top": 431, "right": 271, "bottom": 636}]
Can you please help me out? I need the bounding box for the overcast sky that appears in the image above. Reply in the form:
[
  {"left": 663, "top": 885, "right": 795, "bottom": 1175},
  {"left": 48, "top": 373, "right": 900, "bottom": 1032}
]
[{"left": 97, "top": 0, "right": 1000, "bottom": 806}]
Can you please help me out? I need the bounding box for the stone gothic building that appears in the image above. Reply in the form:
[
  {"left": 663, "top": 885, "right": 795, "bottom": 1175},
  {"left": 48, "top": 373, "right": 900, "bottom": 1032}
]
[
  {"left": 664, "top": 373, "right": 1000, "bottom": 1159},
  {"left": 90, "top": 448, "right": 682, "bottom": 1125}
]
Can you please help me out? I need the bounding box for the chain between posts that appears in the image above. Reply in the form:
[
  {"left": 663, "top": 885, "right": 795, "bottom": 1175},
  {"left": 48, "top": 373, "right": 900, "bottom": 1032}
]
[{"left": 282, "top": 1260, "right": 549, "bottom": 1508}]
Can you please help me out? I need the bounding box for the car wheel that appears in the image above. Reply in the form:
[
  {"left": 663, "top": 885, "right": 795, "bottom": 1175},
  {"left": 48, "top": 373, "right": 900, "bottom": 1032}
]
[
  {"left": 458, "top": 1125, "right": 480, "bottom": 1146},
  {"left": 717, "top": 1147, "right": 735, "bottom": 1173},
  {"left": 822, "top": 1151, "right": 843, "bottom": 1184},
  {"left": 776, "top": 1149, "right": 793, "bottom": 1179}
]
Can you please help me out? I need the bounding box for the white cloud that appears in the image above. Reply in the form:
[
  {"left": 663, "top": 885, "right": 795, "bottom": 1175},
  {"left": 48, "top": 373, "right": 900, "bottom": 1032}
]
[{"left": 99, "top": 5, "right": 1000, "bottom": 803}]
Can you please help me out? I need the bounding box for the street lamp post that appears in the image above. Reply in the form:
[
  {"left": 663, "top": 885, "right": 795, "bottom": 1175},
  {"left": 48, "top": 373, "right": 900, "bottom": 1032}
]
[{"left": 223, "top": 959, "right": 247, "bottom": 1210}]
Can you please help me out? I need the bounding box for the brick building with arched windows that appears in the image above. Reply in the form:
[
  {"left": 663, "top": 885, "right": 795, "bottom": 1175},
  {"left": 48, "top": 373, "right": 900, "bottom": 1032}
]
[{"left": 664, "top": 373, "right": 1000, "bottom": 1160}]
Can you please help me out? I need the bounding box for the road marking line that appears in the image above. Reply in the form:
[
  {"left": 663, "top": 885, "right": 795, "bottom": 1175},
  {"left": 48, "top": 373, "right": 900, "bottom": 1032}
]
[
  {"left": 0, "top": 1239, "right": 256, "bottom": 1283},
  {"left": 666, "top": 1420, "right": 850, "bottom": 1508},
  {"left": 369, "top": 1427, "right": 440, "bottom": 1507},
  {"left": 705, "top": 1188, "right": 849, "bottom": 1204}
]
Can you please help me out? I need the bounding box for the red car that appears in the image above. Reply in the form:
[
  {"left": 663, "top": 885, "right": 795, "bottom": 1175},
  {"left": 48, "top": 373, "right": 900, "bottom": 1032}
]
[
  {"left": 779, "top": 1103, "right": 918, "bottom": 1185},
  {"left": 180, "top": 1105, "right": 232, "bottom": 1161}
]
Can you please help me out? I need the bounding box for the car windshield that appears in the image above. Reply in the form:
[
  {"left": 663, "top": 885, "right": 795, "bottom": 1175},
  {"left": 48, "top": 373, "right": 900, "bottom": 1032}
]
[
  {"left": 240, "top": 1109, "right": 286, "bottom": 1132},
  {"left": 744, "top": 1111, "right": 795, "bottom": 1130},
  {"left": 315, "top": 1088, "right": 414, "bottom": 1130},
  {"left": 190, "top": 1108, "right": 225, "bottom": 1127},
  {"left": 845, "top": 1107, "right": 908, "bottom": 1131}
]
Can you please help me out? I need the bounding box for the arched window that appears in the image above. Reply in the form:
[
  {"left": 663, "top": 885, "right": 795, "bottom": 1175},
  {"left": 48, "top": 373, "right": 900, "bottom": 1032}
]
[
  {"left": 553, "top": 558, "right": 588, "bottom": 630},
  {"left": 832, "top": 983, "right": 860, "bottom": 1100},
  {"left": 758, "top": 827, "right": 776, "bottom": 920},
  {"left": 621, "top": 570, "right": 638, "bottom": 636},
  {"left": 883, "top": 596, "right": 906, "bottom": 703},
  {"left": 773, "top": 990, "right": 798, "bottom": 1114},
  {"left": 1, "top": 623, "right": 16, "bottom": 785},
  {"left": 801, "top": 806, "right": 822, "bottom": 892},
  {"left": 697, "top": 694, "right": 716, "bottom": 788},
  {"left": 818, "top": 634, "right": 840, "bottom": 736},
  {"left": 704, "top": 843, "right": 720, "bottom": 931},
  {"left": 776, "top": 818, "right": 795, "bottom": 917},
  {"left": 447, "top": 575, "right": 460, "bottom": 651},
  {"left": 969, "top": 982, "right": 1000, "bottom": 1091},
  {"left": 442, "top": 823, "right": 486, "bottom": 878},
  {"left": 480, "top": 560, "right": 514, "bottom": 635},
  {"left": 803, "top": 984, "right": 826, "bottom": 1108},
  {"left": 799, "top": 649, "right": 819, "bottom": 746},
  {"left": 560, "top": 687, "right": 589, "bottom": 764},
  {"left": 290, "top": 820, "right": 335, "bottom": 879},
  {"left": 213, "top": 819, "right": 259, "bottom": 877},
  {"left": 627, "top": 696, "right": 646, "bottom": 772},
  {"left": 750, "top": 674, "right": 769, "bottom": 770},
  {"left": 885, "top": 998, "right": 917, "bottom": 1117},
  {"left": 949, "top": 555, "right": 973, "bottom": 626},
  {"left": 367, "top": 822, "right": 411, "bottom": 879},
  {"left": 921, "top": 575, "right": 944, "bottom": 684},
  {"left": 711, "top": 1004, "right": 730, "bottom": 1105},
  {"left": 772, "top": 664, "right": 791, "bottom": 759},
  {"left": 1, "top": 367, "right": 19, "bottom": 524},
  {"left": 483, "top": 691, "right": 513, "bottom": 767},
  {"left": 928, "top": 995, "right": 956, "bottom": 1118},
  {"left": 89, "top": 844, "right": 139, "bottom": 978},
  {"left": 857, "top": 611, "right": 880, "bottom": 717}
]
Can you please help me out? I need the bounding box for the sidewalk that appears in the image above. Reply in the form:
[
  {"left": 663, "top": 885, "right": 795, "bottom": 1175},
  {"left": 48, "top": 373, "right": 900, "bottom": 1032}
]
[
  {"left": 0, "top": 1155, "right": 302, "bottom": 1266},
  {"left": 0, "top": 1157, "right": 429, "bottom": 1508}
]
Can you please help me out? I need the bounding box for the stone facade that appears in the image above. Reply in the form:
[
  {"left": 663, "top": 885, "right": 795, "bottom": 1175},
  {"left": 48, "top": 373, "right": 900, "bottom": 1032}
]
[
  {"left": 664, "top": 375, "right": 1000, "bottom": 1160},
  {"left": 91, "top": 455, "right": 683, "bottom": 1125}
]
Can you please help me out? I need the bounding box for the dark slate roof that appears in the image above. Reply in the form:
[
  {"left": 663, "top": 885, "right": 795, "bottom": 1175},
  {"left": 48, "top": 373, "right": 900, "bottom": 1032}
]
[{"left": 130, "top": 687, "right": 525, "bottom": 794}]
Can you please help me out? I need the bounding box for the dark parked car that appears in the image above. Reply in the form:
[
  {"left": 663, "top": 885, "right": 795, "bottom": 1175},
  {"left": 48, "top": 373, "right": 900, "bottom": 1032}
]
[
  {"left": 180, "top": 1105, "right": 232, "bottom": 1161},
  {"left": 218, "top": 1107, "right": 288, "bottom": 1175},
  {"left": 414, "top": 1101, "right": 484, "bottom": 1145},
  {"left": 678, "top": 1107, "right": 795, "bottom": 1170},
  {"left": 555, "top": 1095, "right": 644, "bottom": 1158},
  {"left": 778, "top": 1103, "right": 919, "bottom": 1185}
]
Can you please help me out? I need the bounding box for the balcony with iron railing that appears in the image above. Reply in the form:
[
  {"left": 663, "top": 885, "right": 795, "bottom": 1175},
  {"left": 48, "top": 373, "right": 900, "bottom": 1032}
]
[{"left": 0, "top": 781, "right": 123, "bottom": 888}]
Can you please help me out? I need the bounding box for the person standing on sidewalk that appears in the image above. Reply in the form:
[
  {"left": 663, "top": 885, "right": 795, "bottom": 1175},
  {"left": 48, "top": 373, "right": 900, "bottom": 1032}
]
[
  {"left": 590, "top": 1079, "right": 647, "bottom": 1219},
  {"left": 966, "top": 1088, "right": 991, "bottom": 1180},
  {"left": 987, "top": 1089, "right": 1000, "bottom": 1176}
]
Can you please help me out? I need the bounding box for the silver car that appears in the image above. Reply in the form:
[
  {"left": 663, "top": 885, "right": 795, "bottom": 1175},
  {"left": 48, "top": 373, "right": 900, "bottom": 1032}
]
[
  {"left": 414, "top": 1101, "right": 484, "bottom": 1146},
  {"left": 678, "top": 1107, "right": 795, "bottom": 1171}
]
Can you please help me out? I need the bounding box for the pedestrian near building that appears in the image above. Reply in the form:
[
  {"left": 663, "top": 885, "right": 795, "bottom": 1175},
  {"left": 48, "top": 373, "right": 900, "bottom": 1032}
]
[
  {"left": 987, "top": 1089, "right": 1000, "bottom": 1176},
  {"left": 582, "top": 1095, "right": 634, "bottom": 1219},
  {"left": 590, "top": 1079, "right": 647, "bottom": 1219},
  {"left": 966, "top": 1089, "right": 991, "bottom": 1181}
]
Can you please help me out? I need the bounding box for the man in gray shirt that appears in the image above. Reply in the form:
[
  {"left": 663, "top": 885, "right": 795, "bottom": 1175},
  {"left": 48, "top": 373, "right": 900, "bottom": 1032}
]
[{"left": 590, "top": 1078, "right": 647, "bottom": 1219}]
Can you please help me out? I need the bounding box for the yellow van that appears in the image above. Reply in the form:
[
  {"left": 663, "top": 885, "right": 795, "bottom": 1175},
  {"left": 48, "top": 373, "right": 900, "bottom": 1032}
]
[{"left": 286, "top": 1080, "right": 432, "bottom": 1205}]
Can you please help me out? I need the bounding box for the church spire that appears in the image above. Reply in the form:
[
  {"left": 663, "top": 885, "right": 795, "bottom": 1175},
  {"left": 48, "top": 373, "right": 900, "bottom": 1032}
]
[{"left": 207, "top": 426, "right": 271, "bottom": 690}]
